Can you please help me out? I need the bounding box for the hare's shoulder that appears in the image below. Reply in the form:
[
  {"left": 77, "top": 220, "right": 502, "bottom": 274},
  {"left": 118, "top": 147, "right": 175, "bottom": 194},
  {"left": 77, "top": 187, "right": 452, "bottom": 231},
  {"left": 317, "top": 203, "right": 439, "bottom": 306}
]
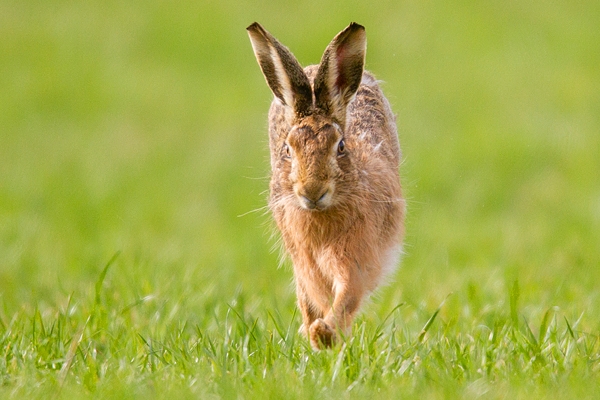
[{"left": 346, "top": 72, "right": 400, "bottom": 165}]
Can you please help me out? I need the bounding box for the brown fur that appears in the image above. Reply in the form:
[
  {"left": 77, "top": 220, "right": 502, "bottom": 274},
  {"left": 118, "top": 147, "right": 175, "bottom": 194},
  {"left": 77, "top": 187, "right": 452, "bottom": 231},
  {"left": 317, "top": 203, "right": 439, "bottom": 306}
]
[{"left": 247, "top": 22, "right": 405, "bottom": 350}]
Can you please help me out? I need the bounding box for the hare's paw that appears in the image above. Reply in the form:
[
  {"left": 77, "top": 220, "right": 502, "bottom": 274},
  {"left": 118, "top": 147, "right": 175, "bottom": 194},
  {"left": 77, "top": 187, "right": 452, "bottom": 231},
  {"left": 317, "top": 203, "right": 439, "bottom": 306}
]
[{"left": 309, "top": 318, "right": 336, "bottom": 350}]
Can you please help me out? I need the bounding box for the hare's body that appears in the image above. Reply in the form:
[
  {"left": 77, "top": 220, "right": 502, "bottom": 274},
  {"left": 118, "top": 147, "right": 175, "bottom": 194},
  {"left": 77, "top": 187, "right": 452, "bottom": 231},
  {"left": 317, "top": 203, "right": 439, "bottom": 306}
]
[{"left": 248, "top": 23, "right": 404, "bottom": 349}]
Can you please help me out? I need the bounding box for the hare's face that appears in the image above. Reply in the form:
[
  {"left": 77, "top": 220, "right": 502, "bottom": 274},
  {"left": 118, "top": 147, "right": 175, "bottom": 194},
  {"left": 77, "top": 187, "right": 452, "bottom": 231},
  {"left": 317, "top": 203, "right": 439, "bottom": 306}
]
[
  {"left": 284, "top": 115, "right": 347, "bottom": 211},
  {"left": 249, "top": 22, "right": 366, "bottom": 213}
]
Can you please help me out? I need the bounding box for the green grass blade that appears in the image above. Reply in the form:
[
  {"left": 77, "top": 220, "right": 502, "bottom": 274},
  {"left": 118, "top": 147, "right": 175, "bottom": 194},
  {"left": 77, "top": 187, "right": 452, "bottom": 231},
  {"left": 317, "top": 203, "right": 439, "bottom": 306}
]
[{"left": 94, "top": 251, "right": 121, "bottom": 306}]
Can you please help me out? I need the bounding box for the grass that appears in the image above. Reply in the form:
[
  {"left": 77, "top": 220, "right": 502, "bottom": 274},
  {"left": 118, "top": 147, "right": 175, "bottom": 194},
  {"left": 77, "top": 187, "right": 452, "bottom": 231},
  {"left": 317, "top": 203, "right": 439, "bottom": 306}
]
[
  {"left": 1, "top": 0, "right": 600, "bottom": 398},
  {"left": 2, "top": 270, "right": 600, "bottom": 398}
]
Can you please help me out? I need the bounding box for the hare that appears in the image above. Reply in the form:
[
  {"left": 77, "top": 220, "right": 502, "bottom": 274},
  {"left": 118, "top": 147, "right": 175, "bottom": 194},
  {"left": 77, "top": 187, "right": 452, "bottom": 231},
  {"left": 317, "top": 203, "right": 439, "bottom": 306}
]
[{"left": 247, "top": 22, "right": 405, "bottom": 350}]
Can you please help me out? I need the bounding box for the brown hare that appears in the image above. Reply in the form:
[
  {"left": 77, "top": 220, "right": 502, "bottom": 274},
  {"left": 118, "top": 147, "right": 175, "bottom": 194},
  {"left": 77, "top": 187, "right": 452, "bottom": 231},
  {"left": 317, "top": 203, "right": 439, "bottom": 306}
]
[{"left": 247, "top": 22, "right": 405, "bottom": 350}]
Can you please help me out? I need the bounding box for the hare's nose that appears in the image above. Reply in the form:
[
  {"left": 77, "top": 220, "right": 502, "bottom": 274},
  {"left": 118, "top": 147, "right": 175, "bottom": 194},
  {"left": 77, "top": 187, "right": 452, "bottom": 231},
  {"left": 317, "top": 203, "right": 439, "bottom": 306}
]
[{"left": 298, "top": 187, "right": 330, "bottom": 210}]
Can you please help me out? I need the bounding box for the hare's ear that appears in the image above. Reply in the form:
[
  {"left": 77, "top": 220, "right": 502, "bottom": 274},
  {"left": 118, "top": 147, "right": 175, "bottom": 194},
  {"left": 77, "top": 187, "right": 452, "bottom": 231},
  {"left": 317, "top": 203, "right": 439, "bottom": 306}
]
[
  {"left": 247, "top": 23, "right": 313, "bottom": 118},
  {"left": 314, "top": 23, "right": 366, "bottom": 126}
]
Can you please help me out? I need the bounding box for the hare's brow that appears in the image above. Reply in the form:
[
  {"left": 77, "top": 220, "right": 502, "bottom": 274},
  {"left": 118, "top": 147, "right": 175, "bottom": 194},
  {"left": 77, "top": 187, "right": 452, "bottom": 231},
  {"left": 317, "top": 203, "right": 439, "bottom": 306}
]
[
  {"left": 296, "top": 125, "right": 316, "bottom": 136},
  {"left": 318, "top": 124, "right": 340, "bottom": 137}
]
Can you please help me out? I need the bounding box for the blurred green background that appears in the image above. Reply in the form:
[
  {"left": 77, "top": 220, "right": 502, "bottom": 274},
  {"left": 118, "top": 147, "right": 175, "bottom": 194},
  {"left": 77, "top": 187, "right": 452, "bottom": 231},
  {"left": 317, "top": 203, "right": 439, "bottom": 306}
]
[{"left": 1, "top": 0, "right": 599, "bottom": 328}]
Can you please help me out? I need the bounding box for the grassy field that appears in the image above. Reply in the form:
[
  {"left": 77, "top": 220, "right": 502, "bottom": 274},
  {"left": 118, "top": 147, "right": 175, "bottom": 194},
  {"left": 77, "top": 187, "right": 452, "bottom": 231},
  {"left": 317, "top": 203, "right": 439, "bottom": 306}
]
[{"left": 1, "top": 1, "right": 599, "bottom": 398}]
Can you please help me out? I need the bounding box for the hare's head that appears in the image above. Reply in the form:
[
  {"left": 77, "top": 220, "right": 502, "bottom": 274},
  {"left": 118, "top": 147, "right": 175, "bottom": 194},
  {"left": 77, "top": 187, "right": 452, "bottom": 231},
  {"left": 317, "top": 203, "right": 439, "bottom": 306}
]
[{"left": 247, "top": 22, "right": 366, "bottom": 211}]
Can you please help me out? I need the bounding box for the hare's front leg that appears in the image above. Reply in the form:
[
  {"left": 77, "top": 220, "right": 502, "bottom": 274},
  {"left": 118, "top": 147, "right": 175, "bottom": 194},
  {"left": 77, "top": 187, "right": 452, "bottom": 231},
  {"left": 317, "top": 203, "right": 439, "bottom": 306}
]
[
  {"left": 296, "top": 282, "right": 322, "bottom": 337},
  {"left": 309, "top": 277, "right": 365, "bottom": 350}
]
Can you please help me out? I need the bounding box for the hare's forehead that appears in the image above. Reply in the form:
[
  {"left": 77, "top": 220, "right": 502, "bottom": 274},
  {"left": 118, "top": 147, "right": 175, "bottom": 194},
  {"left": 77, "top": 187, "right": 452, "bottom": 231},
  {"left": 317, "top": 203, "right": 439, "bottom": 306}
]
[{"left": 287, "top": 123, "right": 341, "bottom": 149}]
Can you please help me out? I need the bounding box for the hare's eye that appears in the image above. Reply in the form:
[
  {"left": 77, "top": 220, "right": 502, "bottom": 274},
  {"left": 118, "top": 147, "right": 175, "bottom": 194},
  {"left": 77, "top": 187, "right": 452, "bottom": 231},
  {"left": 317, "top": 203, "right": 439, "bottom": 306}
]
[
  {"left": 337, "top": 139, "right": 346, "bottom": 156},
  {"left": 283, "top": 143, "right": 291, "bottom": 158}
]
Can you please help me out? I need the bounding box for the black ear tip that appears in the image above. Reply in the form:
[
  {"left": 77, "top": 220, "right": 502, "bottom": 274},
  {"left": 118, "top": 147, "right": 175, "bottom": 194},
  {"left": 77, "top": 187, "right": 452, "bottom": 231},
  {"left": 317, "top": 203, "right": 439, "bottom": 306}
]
[
  {"left": 247, "top": 22, "right": 262, "bottom": 32},
  {"left": 348, "top": 22, "right": 365, "bottom": 32}
]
